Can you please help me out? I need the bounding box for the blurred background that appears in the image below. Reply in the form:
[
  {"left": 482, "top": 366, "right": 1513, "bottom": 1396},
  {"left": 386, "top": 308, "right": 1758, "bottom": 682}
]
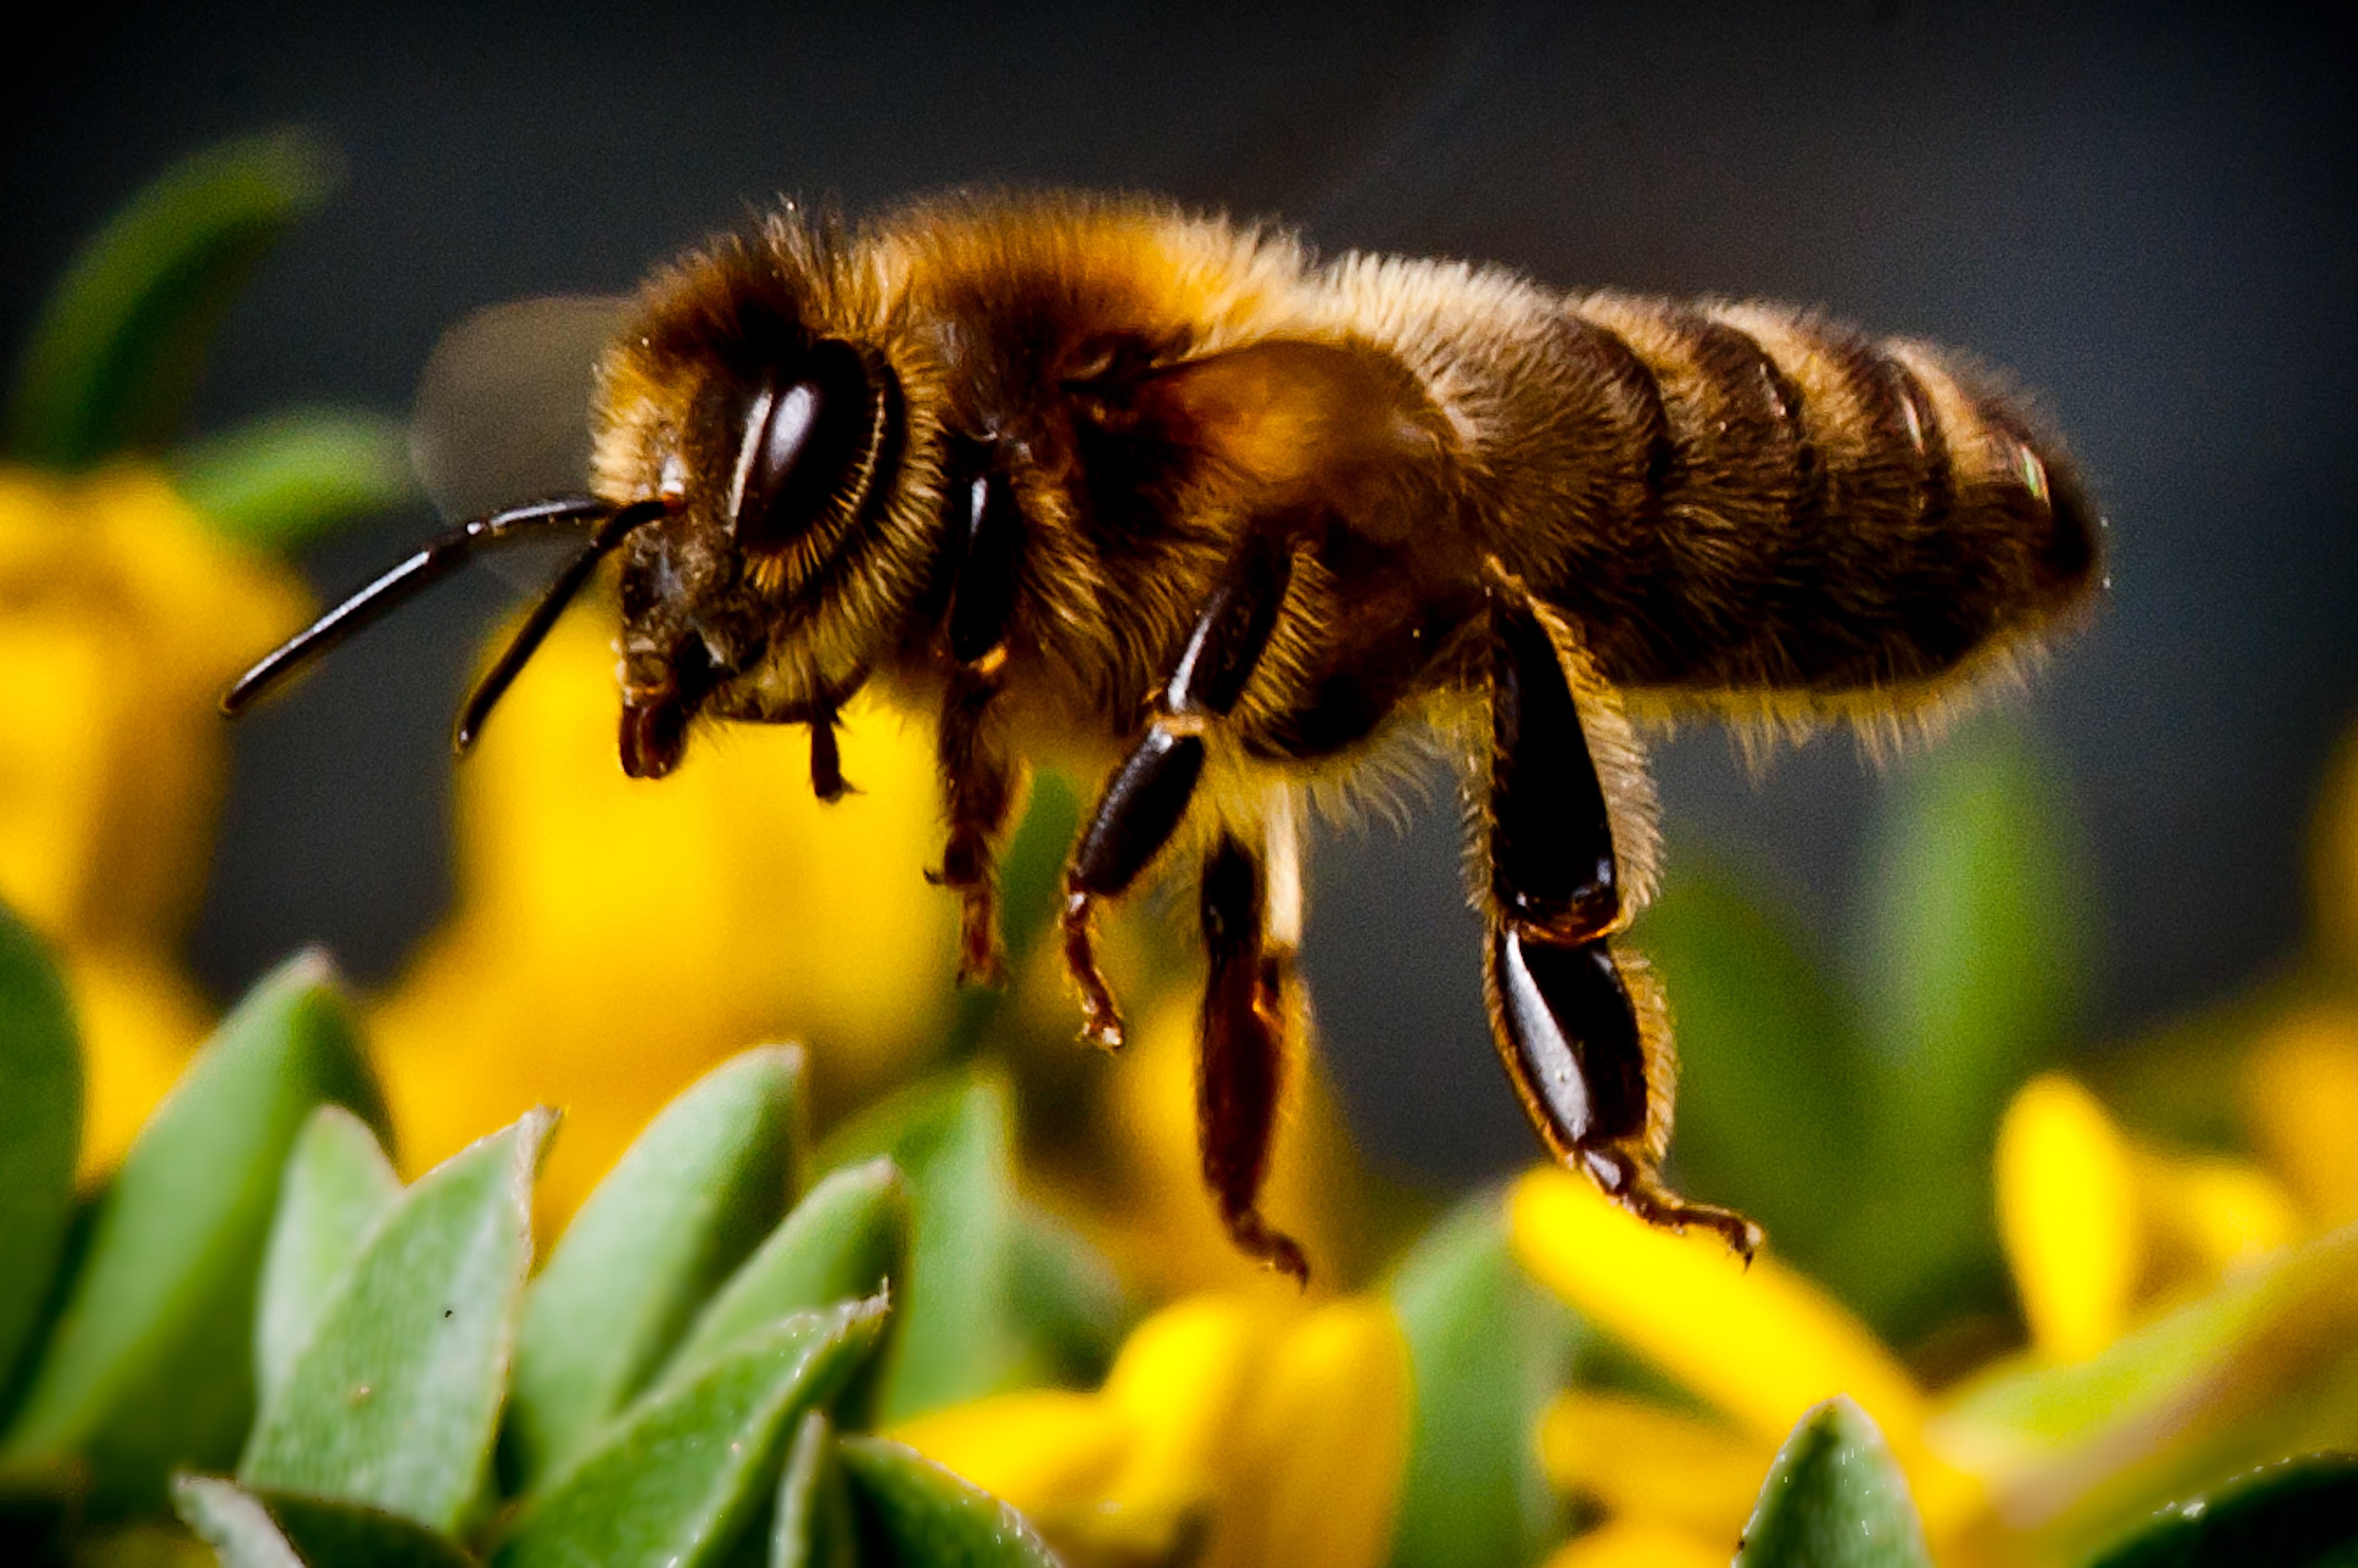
[{"left": 4, "top": 0, "right": 2353, "bottom": 1186}]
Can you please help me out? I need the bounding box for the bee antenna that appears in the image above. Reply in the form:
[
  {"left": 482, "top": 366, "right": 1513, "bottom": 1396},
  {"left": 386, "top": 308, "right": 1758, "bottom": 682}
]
[
  {"left": 222, "top": 495, "right": 619, "bottom": 717},
  {"left": 453, "top": 497, "right": 672, "bottom": 753}
]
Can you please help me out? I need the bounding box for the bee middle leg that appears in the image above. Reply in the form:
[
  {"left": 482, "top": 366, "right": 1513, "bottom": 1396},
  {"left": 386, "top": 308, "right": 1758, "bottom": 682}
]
[
  {"left": 1483, "top": 585, "right": 1762, "bottom": 1259},
  {"left": 1198, "top": 823, "right": 1310, "bottom": 1282},
  {"left": 1062, "top": 529, "right": 1294, "bottom": 1047}
]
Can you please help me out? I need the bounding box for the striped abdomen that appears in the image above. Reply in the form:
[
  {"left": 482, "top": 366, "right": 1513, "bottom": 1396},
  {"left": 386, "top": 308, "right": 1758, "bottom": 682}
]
[{"left": 1529, "top": 293, "right": 2101, "bottom": 698}]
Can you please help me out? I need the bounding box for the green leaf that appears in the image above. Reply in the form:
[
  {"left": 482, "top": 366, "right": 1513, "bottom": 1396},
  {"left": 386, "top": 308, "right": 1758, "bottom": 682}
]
[
  {"left": 176, "top": 1474, "right": 481, "bottom": 1568},
  {"left": 1, "top": 953, "right": 382, "bottom": 1513},
  {"left": 771, "top": 1410, "right": 856, "bottom": 1568},
  {"left": 1845, "top": 718, "right": 2094, "bottom": 1327},
  {"left": 1853, "top": 718, "right": 2090, "bottom": 1161},
  {"left": 170, "top": 408, "right": 415, "bottom": 549},
  {"left": 240, "top": 1111, "right": 551, "bottom": 1535},
  {"left": 1734, "top": 1396, "right": 1933, "bottom": 1568},
  {"left": 253, "top": 1107, "right": 402, "bottom": 1411},
  {"left": 996, "top": 772, "right": 1079, "bottom": 974},
  {"left": 823, "top": 1076, "right": 1042, "bottom": 1423},
  {"left": 1005, "top": 1207, "right": 1128, "bottom": 1390},
  {"left": 1640, "top": 865, "right": 1866, "bottom": 1275},
  {"left": 656, "top": 1158, "right": 908, "bottom": 1395},
  {"left": 2086, "top": 1455, "right": 2358, "bottom": 1567},
  {"left": 494, "top": 1299, "right": 886, "bottom": 1568},
  {"left": 510, "top": 1048, "right": 802, "bottom": 1489},
  {"left": 837, "top": 1436, "right": 1058, "bottom": 1567},
  {"left": 7, "top": 130, "right": 341, "bottom": 468},
  {"left": 0, "top": 907, "right": 80, "bottom": 1409},
  {"left": 1385, "top": 1189, "right": 1580, "bottom": 1568}
]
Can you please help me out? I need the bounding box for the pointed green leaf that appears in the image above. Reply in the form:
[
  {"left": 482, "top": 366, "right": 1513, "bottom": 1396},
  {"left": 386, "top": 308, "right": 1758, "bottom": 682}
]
[
  {"left": 0, "top": 906, "right": 80, "bottom": 1407},
  {"left": 8, "top": 130, "right": 341, "bottom": 468},
  {"left": 772, "top": 1410, "right": 856, "bottom": 1568},
  {"left": 1005, "top": 1207, "right": 1128, "bottom": 1390},
  {"left": 1845, "top": 720, "right": 2095, "bottom": 1329},
  {"left": 254, "top": 1107, "right": 401, "bottom": 1410},
  {"left": 241, "top": 1112, "right": 550, "bottom": 1534},
  {"left": 510, "top": 1048, "right": 801, "bottom": 1488},
  {"left": 1853, "top": 718, "right": 2091, "bottom": 1163},
  {"left": 177, "top": 1475, "right": 481, "bottom": 1568},
  {"left": 495, "top": 1299, "right": 886, "bottom": 1568},
  {"left": 1734, "top": 1396, "right": 1932, "bottom": 1568},
  {"left": 838, "top": 1436, "right": 1058, "bottom": 1567},
  {"left": 1, "top": 953, "right": 382, "bottom": 1512},
  {"left": 2087, "top": 1455, "right": 2358, "bottom": 1567},
  {"left": 657, "top": 1158, "right": 908, "bottom": 1395},
  {"left": 170, "top": 408, "right": 415, "bottom": 549},
  {"left": 1385, "top": 1189, "right": 1580, "bottom": 1568},
  {"left": 823, "top": 1076, "right": 1040, "bottom": 1422}
]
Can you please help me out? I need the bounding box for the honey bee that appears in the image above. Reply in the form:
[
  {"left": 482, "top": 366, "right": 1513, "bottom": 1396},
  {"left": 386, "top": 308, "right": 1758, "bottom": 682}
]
[{"left": 226, "top": 192, "right": 2102, "bottom": 1278}]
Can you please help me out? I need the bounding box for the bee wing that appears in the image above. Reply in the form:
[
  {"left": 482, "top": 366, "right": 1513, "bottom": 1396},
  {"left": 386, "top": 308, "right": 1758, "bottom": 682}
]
[
  {"left": 410, "top": 293, "right": 629, "bottom": 525},
  {"left": 1140, "top": 337, "right": 1444, "bottom": 509}
]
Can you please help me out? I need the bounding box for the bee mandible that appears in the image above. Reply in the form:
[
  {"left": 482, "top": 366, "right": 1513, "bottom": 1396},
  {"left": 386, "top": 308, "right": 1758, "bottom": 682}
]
[{"left": 227, "top": 192, "right": 2104, "bottom": 1279}]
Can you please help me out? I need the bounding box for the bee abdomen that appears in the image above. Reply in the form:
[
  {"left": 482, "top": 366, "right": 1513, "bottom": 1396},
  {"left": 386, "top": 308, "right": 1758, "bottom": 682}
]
[{"left": 1543, "top": 294, "right": 2100, "bottom": 694}]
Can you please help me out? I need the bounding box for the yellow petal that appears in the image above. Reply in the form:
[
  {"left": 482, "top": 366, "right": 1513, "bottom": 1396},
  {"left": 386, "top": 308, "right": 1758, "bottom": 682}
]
[
  {"left": 67, "top": 948, "right": 210, "bottom": 1179},
  {"left": 889, "top": 1389, "right": 1131, "bottom": 1514},
  {"left": 1204, "top": 1298, "right": 1412, "bottom": 1568},
  {"left": 2243, "top": 1005, "right": 2358, "bottom": 1228},
  {"left": 0, "top": 466, "right": 302, "bottom": 952},
  {"left": 1508, "top": 1168, "right": 1976, "bottom": 1535},
  {"left": 1540, "top": 1518, "right": 1731, "bottom": 1568},
  {"left": 1996, "top": 1074, "right": 2141, "bottom": 1362},
  {"left": 1538, "top": 1391, "right": 1773, "bottom": 1541},
  {"left": 0, "top": 604, "right": 116, "bottom": 936},
  {"left": 1098, "top": 1293, "right": 1291, "bottom": 1517},
  {"left": 2132, "top": 1146, "right": 2298, "bottom": 1291}
]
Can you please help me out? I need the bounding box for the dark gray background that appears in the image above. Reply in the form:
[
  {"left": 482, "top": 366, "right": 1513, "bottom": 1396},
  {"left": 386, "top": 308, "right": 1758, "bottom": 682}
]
[{"left": 7, "top": 3, "right": 2353, "bottom": 1180}]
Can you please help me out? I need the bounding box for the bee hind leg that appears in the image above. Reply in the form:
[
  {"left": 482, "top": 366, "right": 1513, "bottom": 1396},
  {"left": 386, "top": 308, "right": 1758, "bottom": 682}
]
[
  {"left": 1481, "top": 588, "right": 1761, "bottom": 1261},
  {"left": 1061, "top": 530, "right": 1295, "bottom": 1048}
]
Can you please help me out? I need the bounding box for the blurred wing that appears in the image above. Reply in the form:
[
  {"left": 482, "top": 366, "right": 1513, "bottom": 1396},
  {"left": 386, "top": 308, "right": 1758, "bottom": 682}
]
[{"left": 409, "top": 293, "right": 629, "bottom": 524}]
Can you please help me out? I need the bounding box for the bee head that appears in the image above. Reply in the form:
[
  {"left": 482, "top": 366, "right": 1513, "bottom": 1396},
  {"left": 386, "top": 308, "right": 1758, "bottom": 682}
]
[{"left": 598, "top": 227, "right": 917, "bottom": 780}]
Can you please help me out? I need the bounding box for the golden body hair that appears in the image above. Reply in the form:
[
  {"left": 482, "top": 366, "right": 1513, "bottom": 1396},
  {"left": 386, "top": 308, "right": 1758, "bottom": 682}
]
[{"left": 235, "top": 192, "right": 2103, "bottom": 1274}]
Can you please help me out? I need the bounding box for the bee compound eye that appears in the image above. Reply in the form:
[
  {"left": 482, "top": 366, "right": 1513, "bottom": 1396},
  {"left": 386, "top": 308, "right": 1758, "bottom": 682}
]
[{"left": 731, "top": 339, "right": 875, "bottom": 553}]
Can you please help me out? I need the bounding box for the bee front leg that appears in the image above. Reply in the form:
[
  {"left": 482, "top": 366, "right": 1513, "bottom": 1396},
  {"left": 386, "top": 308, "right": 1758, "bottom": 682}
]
[
  {"left": 935, "top": 665, "right": 1014, "bottom": 984},
  {"left": 933, "top": 454, "right": 1026, "bottom": 983},
  {"left": 1063, "top": 530, "right": 1295, "bottom": 1048},
  {"left": 1198, "top": 824, "right": 1310, "bottom": 1282},
  {"left": 1482, "top": 587, "right": 1762, "bottom": 1260}
]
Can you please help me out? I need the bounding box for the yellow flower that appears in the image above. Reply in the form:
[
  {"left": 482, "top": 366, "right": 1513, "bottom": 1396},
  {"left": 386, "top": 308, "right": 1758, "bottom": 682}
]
[
  {"left": 2241, "top": 1002, "right": 2358, "bottom": 1231},
  {"left": 1513, "top": 1065, "right": 2356, "bottom": 1568},
  {"left": 1997, "top": 1072, "right": 2296, "bottom": 1363},
  {"left": 891, "top": 1291, "right": 1413, "bottom": 1568},
  {"left": 0, "top": 464, "right": 307, "bottom": 1177},
  {"left": 369, "top": 607, "right": 959, "bottom": 1219}
]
